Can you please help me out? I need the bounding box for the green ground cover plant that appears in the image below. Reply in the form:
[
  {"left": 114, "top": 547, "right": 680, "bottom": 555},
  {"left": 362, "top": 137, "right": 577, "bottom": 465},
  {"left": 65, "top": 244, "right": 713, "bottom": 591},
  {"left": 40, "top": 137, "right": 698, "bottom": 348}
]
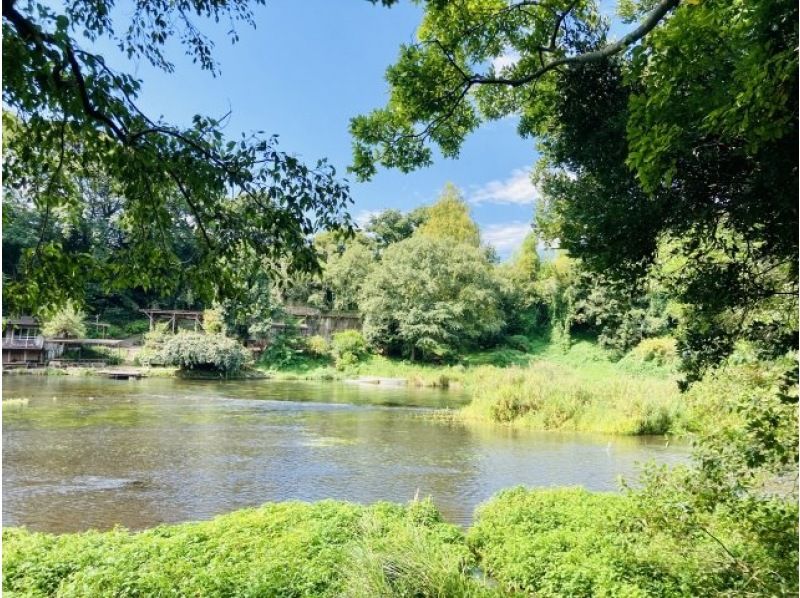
[
  {"left": 469, "top": 484, "right": 797, "bottom": 597},
  {"left": 3, "top": 500, "right": 492, "bottom": 598}
]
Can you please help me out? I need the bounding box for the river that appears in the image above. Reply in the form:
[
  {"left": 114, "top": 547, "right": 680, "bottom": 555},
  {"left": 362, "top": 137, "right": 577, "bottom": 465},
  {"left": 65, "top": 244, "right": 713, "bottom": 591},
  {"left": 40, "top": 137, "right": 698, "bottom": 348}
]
[{"left": 2, "top": 375, "right": 688, "bottom": 533}]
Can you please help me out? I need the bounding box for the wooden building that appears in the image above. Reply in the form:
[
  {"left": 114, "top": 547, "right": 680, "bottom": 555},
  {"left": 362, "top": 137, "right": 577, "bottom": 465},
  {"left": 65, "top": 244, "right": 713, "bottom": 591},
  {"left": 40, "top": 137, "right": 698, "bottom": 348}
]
[
  {"left": 2, "top": 316, "right": 45, "bottom": 367},
  {"left": 141, "top": 309, "right": 204, "bottom": 332},
  {"left": 280, "top": 305, "right": 362, "bottom": 341}
]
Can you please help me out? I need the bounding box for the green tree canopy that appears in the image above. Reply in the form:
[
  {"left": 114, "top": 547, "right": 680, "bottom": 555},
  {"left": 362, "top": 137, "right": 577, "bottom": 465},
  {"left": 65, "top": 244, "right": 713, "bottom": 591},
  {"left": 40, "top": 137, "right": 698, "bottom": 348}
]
[
  {"left": 416, "top": 183, "right": 481, "bottom": 248},
  {"left": 3, "top": 0, "right": 353, "bottom": 314},
  {"left": 323, "top": 240, "right": 376, "bottom": 312},
  {"left": 353, "top": 0, "right": 798, "bottom": 378},
  {"left": 41, "top": 300, "right": 87, "bottom": 338},
  {"left": 363, "top": 207, "right": 429, "bottom": 249},
  {"left": 360, "top": 235, "right": 503, "bottom": 361}
]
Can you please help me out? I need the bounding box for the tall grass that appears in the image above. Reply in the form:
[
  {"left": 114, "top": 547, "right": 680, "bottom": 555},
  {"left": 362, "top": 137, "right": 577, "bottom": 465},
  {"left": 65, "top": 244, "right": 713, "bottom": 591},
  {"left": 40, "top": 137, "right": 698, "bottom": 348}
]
[
  {"left": 459, "top": 360, "right": 684, "bottom": 435},
  {"left": 263, "top": 338, "right": 685, "bottom": 434}
]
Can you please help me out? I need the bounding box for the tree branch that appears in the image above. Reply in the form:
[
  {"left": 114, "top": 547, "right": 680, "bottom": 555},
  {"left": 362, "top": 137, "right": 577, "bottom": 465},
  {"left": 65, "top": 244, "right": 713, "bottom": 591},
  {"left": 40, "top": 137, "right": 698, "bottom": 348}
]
[{"left": 471, "top": 0, "right": 680, "bottom": 87}]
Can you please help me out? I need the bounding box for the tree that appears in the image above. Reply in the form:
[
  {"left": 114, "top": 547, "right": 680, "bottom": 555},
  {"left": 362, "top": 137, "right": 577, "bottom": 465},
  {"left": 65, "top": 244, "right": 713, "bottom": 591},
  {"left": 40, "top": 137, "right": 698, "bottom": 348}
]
[
  {"left": 364, "top": 207, "right": 429, "bottom": 249},
  {"left": 360, "top": 235, "right": 503, "bottom": 360},
  {"left": 323, "top": 240, "right": 376, "bottom": 312},
  {"left": 41, "top": 300, "right": 87, "bottom": 338},
  {"left": 350, "top": 0, "right": 680, "bottom": 180},
  {"left": 417, "top": 183, "right": 480, "bottom": 247},
  {"left": 3, "top": 0, "right": 352, "bottom": 314},
  {"left": 495, "top": 231, "right": 546, "bottom": 335},
  {"left": 278, "top": 232, "right": 375, "bottom": 312},
  {"left": 202, "top": 305, "right": 226, "bottom": 334},
  {"left": 354, "top": 0, "right": 798, "bottom": 378}
]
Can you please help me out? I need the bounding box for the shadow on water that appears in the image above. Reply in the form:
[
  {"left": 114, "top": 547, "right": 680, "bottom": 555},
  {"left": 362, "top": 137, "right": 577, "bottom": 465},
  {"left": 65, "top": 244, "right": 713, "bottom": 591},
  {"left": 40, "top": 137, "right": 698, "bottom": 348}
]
[{"left": 3, "top": 375, "right": 688, "bottom": 533}]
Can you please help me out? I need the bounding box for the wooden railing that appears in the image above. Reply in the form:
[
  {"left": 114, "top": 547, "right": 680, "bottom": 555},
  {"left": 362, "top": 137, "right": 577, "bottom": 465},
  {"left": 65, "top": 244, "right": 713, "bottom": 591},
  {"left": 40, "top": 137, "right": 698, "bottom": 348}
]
[{"left": 2, "top": 336, "right": 44, "bottom": 350}]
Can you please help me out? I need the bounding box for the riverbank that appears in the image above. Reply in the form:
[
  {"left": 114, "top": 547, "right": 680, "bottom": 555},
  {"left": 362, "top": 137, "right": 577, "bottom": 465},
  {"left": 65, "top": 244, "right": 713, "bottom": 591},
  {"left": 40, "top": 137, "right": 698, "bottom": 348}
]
[
  {"left": 1, "top": 366, "right": 268, "bottom": 380},
  {"left": 261, "top": 340, "right": 688, "bottom": 436},
  {"left": 6, "top": 486, "right": 788, "bottom": 597},
  {"left": 4, "top": 339, "right": 688, "bottom": 435}
]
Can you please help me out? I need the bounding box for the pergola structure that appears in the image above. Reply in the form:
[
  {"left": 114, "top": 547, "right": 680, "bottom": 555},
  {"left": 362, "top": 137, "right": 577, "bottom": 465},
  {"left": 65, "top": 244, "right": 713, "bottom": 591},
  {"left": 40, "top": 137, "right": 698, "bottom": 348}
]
[{"left": 141, "top": 309, "right": 204, "bottom": 333}]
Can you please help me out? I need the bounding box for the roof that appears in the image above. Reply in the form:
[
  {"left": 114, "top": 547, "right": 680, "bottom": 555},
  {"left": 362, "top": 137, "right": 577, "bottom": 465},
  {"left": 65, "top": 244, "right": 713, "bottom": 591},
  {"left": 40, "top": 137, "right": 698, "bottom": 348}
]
[
  {"left": 284, "top": 305, "right": 360, "bottom": 319},
  {"left": 4, "top": 315, "right": 39, "bottom": 327},
  {"left": 141, "top": 309, "right": 204, "bottom": 317}
]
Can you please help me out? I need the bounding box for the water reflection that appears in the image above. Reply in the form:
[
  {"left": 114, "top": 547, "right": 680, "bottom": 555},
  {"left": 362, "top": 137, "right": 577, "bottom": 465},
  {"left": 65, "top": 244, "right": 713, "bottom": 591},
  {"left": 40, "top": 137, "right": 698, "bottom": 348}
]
[{"left": 3, "top": 376, "right": 687, "bottom": 532}]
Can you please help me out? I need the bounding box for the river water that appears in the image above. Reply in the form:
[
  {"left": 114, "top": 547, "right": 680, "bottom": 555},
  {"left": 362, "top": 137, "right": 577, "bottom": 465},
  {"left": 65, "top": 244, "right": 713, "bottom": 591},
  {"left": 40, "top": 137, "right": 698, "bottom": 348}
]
[{"left": 2, "top": 376, "right": 687, "bottom": 533}]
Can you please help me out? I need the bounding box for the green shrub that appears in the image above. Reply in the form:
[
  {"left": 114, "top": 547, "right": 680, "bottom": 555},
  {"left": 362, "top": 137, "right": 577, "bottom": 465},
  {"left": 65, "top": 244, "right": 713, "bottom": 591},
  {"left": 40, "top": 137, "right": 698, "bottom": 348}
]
[
  {"left": 122, "top": 320, "right": 150, "bottom": 336},
  {"left": 3, "top": 500, "right": 494, "bottom": 597},
  {"left": 631, "top": 357, "right": 799, "bottom": 597},
  {"left": 259, "top": 331, "right": 307, "bottom": 368},
  {"left": 331, "top": 330, "right": 368, "bottom": 369},
  {"left": 155, "top": 332, "right": 251, "bottom": 376},
  {"left": 202, "top": 305, "right": 226, "bottom": 334},
  {"left": 306, "top": 335, "right": 331, "bottom": 358},
  {"left": 504, "top": 334, "right": 532, "bottom": 352},
  {"left": 133, "top": 323, "right": 170, "bottom": 366},
  {"left": 463, "top": 348, "right": 530, "bottom": 367},
  {"left": 41, "top": 301, "right": 87, "bottom": 339},
  {"left": 623, "top": 337, "right": 678, "bottom": 368},
  {"left": 469, "top": 486, "right": 744, "bottom": 597}
]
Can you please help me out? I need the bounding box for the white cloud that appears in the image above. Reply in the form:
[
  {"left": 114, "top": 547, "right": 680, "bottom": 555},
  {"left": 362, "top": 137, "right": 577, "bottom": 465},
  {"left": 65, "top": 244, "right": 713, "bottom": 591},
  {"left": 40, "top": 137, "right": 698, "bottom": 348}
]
[
  {"left": 491, "top": 49, "right": 520, "bottom": 72},
  {"left": 469, "top": 168, "right": 538, "bottom": 205},
  {"left": 482, "top": 221, "right": 532, "bottom": 256}
]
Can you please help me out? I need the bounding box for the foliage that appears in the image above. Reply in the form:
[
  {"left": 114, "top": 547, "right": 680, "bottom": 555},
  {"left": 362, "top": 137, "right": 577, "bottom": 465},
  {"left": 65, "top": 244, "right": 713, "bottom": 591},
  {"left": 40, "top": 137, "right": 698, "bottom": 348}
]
[
  {"left": 202, "top": 305, "right": 226, "bottom": 335},
  {"left": 355, "top": 0, "right": 798, "bottom": 382},
  {"left": 416, "top": 183, "right": 481, "bottom": 248},
  {"left": 360, "top": 235, "right": 503, "bottom": 361},
  {"left": 41, "top": 301, "right": 87, "bottom": 338},
  {"left": 503, "top": 335, "right": 534, "bottom": 353},
  {"left": 331, "top": 330, "right": 369, "bottom": 369},
  {"left": 3, "top": 1, "right": 353, "bottom": 314},
  {"left": 219, "top": 254, "right": 280, "bottom": 341},
  {"left": 370, "top": 207, "right": 427, "bottom": 243},
  {"left": 460, "top": 360, "right": 683, "bottom": 435},
  {"left": 323, "top": 240, "right": 375, "bottom": 311},
  {"left": 628, "top": 357, "right": 799, "bottom": 597},
  {"left": 469, "top": 484, "right": 793, "bottom": 597},
  {"left": 531, "top": 254, "right": 675, "bottom": 356},
  {"left": 495, "top": 233, "right": 547, "bottom": 336},
  {"left": 150, "top": 331, "right": 251, "bottom": 376},
  {"left": 258, "top": 329, "right": 308, "bottom": 370},
  {"left": 570, "top": 273, "right": 674, "bottom": 358},
  {"left": 3, "top": 499, "right": 492, "bottom": 597},
  {"left": 534, "top": 254, "right": 577, "bottom": 349},
  {"left": 621, "top": 337, "right": 678, "bottom": 369},
  {"left": 363, "top": 207, "right": 429, "bottom": 250},
  {"left": 306, "top": 335, "right": 331, "bottom": 358}
]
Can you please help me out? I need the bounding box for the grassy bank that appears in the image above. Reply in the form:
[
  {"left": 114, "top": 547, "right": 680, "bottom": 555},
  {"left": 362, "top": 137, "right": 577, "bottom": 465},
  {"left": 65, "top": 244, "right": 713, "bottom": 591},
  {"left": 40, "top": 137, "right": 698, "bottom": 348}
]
[
  {"left": 8, "top": 337, "right": 687, "bottom": 435},
  {"left": 262, "top": 338, "right": 687, "bottom": 435},
  {"left": 3, "top": 500, "right": 490, "bottom": 597},
  {"left": 469, "top": 486, "right": 797, "bottom": 596},
  {"left": 7, "top": 487, "right": 794, "bottom": 597},
  {"left": 458, "top": 360, "right": 683, "bottom": 435}
]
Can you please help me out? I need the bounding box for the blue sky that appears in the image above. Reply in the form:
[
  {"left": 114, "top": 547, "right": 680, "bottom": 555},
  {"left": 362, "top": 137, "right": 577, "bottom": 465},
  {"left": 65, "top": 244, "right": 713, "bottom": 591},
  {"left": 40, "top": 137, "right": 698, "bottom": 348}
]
[{"left": 96, "top": 0, "right": 541, "bottom": 258}]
